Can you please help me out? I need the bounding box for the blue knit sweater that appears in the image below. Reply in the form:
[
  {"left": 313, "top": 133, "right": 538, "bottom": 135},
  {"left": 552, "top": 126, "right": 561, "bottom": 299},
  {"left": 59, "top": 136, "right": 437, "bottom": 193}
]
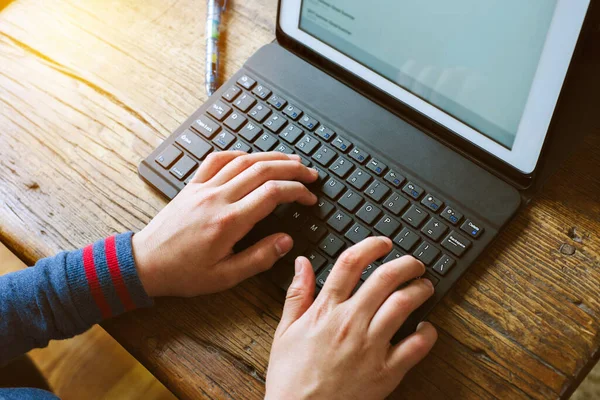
[{"left": 0, "top": 232, "right": 152, "bottom": 367}]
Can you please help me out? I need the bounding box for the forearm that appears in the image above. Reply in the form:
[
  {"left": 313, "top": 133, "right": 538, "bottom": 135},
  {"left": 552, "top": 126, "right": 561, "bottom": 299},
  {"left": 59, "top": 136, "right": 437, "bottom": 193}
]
[{"left": 0, "top": 232, "right": 152, "bottom": 365}]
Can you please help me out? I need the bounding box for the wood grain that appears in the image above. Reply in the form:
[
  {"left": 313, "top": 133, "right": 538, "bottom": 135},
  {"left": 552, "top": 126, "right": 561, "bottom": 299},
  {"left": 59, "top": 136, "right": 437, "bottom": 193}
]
[{"left": 0, "top": 0, "right": 598, "bottom": 399}]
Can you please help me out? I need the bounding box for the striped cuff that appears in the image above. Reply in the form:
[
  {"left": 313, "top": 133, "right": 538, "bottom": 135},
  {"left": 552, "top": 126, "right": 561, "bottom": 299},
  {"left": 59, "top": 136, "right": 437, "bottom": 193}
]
[{"left": 66, "top": 232, "right": 153, "bottom": 324}]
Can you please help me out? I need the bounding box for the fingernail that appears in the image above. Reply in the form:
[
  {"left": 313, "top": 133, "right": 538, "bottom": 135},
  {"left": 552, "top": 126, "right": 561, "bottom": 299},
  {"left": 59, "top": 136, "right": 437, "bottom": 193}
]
[
  {"left": 311, "top": 168, "right": 319, "bottom": 177},
  {"left": 417, "top": 321, "right": 427, "bottom": 331},
  {"left": 275, "top": 235, "right": 294, "bottom": 257},
  {"left": 423, "top": 279, "right": 434, "bottom": 292},
  {"left": 294, "top": 258, "right": 304, "bottom": 275}
]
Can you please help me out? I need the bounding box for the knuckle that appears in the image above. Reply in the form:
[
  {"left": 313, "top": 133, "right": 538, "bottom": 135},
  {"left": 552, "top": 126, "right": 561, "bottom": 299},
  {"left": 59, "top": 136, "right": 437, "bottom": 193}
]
[
  {"left": 336, "top": 248, "right": 360, "bottom": 270},
  {"left": 214, "top": 209, "right": 237, "bottom": 230},
  {"left": 389, "top": 290, "right": 414, "bottom": 314},
  {"left": 262, "top": 180, "right": 281, "bottom": 199},
  {"left": 376, "top": 266, "right": 398, "bottom": 287},
  {"left": 233, "top": 155, "right": 254, "bottom": 171},
  {"left": 251, "top": 161, "right": 270, "bottom": 176}
]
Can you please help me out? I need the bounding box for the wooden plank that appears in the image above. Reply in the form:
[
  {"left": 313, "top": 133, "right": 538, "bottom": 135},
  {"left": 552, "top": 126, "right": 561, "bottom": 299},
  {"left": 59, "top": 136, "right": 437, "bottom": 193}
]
[{"left": 0, "top": 0, "right": 599, "bottom": 399}]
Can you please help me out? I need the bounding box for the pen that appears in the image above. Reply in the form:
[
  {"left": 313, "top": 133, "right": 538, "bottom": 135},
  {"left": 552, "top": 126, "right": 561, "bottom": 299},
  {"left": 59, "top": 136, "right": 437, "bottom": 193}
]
[{"left": 206, "top": 0, "right": 226, "bottom": 97}]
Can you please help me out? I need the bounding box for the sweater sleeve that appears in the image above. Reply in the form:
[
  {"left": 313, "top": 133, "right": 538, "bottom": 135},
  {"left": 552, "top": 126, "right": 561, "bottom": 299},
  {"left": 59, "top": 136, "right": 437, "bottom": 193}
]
[{"left": 0, "top": 232, "right": 153, "bottom": 366}]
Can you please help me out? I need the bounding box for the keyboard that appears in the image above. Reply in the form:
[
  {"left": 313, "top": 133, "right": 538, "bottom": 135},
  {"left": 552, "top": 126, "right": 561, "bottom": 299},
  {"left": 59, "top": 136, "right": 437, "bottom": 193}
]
[{"left": 142, "top": 72, "right": 487, "bottom": 337}]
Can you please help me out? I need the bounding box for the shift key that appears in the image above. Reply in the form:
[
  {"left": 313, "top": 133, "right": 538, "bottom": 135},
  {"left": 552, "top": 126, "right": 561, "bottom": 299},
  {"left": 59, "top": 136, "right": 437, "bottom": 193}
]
[{"left": 176, "top": 130, "right": 213, "bottom": 160}]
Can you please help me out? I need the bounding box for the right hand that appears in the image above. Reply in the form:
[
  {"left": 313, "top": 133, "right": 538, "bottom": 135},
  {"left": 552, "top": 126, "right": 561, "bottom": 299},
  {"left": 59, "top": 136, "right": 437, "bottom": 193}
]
[{"left": 266, "top": 237, "right": 438, "bottom": 400}]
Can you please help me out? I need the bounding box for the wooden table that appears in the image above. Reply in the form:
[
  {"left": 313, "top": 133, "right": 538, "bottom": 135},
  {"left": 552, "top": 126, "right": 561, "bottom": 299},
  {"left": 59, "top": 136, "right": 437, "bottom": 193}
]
[{"left": 1, "top": 0, "right": 599, "bottom": 398}]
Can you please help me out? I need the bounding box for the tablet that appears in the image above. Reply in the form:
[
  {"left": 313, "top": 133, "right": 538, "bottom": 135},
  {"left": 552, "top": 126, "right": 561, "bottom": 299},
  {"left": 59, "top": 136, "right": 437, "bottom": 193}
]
[{"left": 279, "top": 0, "right": 590, "bottom": 173}]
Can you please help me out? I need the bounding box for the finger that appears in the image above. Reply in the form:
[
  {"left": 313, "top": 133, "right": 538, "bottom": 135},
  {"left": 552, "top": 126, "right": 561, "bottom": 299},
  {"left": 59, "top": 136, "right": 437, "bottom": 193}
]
[
  {"left": 368, "top": 279, "right": 434, "bottom": 341},
  {"left": 217, "top": 233, "right": 294, "bottom": 289},
  {"left": 275, "top": 257, "right": 316, "bottom": 338},
  {"left": 208, "top": 152, "right": 301, "bottom": 186},
  {"left": 319, "top": 237, "right": 392, "bottom": 305},
  {"left": 190, "top": 151, "right": 246, "bottom": 183},
  {"left": 235, "top": 181, "right": 317, "bottom": 228},
  {"left": 387, "top": 321, "right": 437, "bottom": 376},
  {"left": 351, "top": 255, "right": 425, "bottom": 317},
  {"left": 223, "top": 160, "right": 318, "bottom": 201}
]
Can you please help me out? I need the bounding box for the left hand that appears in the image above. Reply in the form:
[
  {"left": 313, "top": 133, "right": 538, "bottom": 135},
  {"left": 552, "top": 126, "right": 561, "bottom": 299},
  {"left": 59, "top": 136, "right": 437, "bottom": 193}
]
[{"left": 132, "top": 151, "right": 319, "bottom": 298}]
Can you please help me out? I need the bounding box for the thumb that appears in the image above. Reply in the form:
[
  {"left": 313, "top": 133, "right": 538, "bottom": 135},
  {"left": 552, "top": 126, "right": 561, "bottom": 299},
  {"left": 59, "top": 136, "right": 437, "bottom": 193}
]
[
  {"left": 218, "top": 233, "right": 294, "bottom": 288},
  {"left": 276, "top": 256, "right": 315, "bottom": 338}
]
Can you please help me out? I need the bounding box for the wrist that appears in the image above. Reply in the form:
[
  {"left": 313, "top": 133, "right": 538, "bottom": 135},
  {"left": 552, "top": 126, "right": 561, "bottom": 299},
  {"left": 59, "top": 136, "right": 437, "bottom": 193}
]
[{"left": 131, "top": 230, "right": 160, "bottom": 298}]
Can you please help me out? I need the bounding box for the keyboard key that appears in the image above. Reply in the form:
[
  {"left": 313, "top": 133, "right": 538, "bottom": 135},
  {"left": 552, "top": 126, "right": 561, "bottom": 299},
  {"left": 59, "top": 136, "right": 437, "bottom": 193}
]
[
  {"left": 402, "top": 182, "right": 424, "bottom": 200},
  {"left": 239, "top": 122, "right": 262, "bottom": 142},
  {"left": 255, "top": 133, "right": 279, "bottom": 152},
  {"left": 233, "top": 93, "right": 257, "bottom": 112},
  {"left": 327, "top": 210, "right": 352, "bottom": 233},
  {"left": 312, "top": 145, "right": 337, "bottom": 166},
  {"left": 383, "top": 249, "right": 404, "bottom": 264},
  {"left": 421, "top": 194, "right": 444, "bottom": 212},
  {"left": 330, "top": 157, "right": 353, "bottom": 178},
  {"left": 207, "top": 101, "right": 232, "bottom": 121},
  {"left": 272, "top": 143, "right": 292, "bottom": 154},
  {"left": 237, "top": 75, "right": 256, "bottom": 90},
  {"left": 347, "top": 168, "right": 372, "bottom": 190},
  {"left": 264, "top": 114, "right": 287, "bottom": 133},
  {"left": 155, "top": 145, "right": 182, "bottom": 169},
  {"left": 393, "top": 228, "right": 420, "bottom": 251},
  {"left": 441, "top": 231, "right": 472, "bottom": 257},
  {"left": 461, "top": 219, "right": 484, "bottom": 239},
  {"left": 322, "top": 178, "right": 346, "bottom": 199},
  {"left": 299, "top": 115, "right": 319, "bottom": 131},
  {"left": 281, "top": 205, "right": 309, "bottom": 229},
  {"left": 313, "top": 198, "right": 335, "bottom": 219},
  {"left": 413, "top": 242, "right": 440, "bottom": 266},
  {"left": 356, "top": 202, "right": 382, "bottom": 225},
  {"left": 350, "top": 148, "right": 369, "bottom": 164},
  {"left": 170, "top": 155, "right": 197, "bottom": 180},
  {"left": 316, "top": 264, "right": 334, "bottom": 287},
  {"left": 365, "top": 180, "right": 391, "bottom": 202},
  {"left": 402, "top": 205, "right": 428, "bottom": 228},
  {"left": 422, "top": 271, "right": 440, "bottom": 287},
  {"left": 212, "top": 130, "right": 236, "bottom": 150},
  {"left": 383, "top": 192, "right": 409, "bottom": 216},
  {"left": 366, "top": 159, "right": 387, "bottom": 176},
  {"left": 267, "top": 94, "right": 287, "bottom": 110},
  {"left": 384, "top": 171, "right": 405, "bottom": 188},
  {"left": 338, "top": 190, "right": 364, "bottom": 212},
  {"left": 332, "top": 136, "right": 352, "bottom": 152},
  {"left": 374, "top": 215, "right": 401, "bottom": 237},
  {"left": 433, "top": 255, "right": 455, "bottom": 276},
  {"left": 283, "top": 104, "right": 303, "bottom": 120},
  {"left": 176, "top": 130, "right": 213, "bottom": 160},
  {"left": 191, "top": 115, "right": 221, "bottom": 139},
  {"left": 231, "top": 141, "right": 251, "bottom": 153},
  {"left": 252, "top": 84, "right": 271, "bottom": 100},
  {"left": 300, "top": 157, "right": 311, "bottom": 167},
  {"left": 280, "top": 125, "right": 304, "bottom": 144},
  {"left": 282, "top": 237, "right": 309, "bottom": 264},
  {"left": 315, "top": 126, "right": 335, "bottom": 141},
  {"left": 361, "top": 263, "right": 380, "bottom": 281},
  {"left": 295, "top": 135, "right": 320, "bottom": 155},
  {"left": 441, "top": 206, "right": 464, "bottom": 225},
  {"left": 345, "top": 223, "right": 371, "bottom": 244},
  {"left": 222, "top": 86, "right": 242, "bottom": 102},
  {"left": 304, "top": 250, "right": 327, "bottom": 271},
  {"left": 301, "top": 219, "right": 328, "bottom": 244},
  {"left": 319, "top": 234, "right": 345, "bottom": 257},
  {"left": 313, "top": 165, "right": 329, "bottom": 182},
  {"left": 224, "top": 111, "right": 247, "bottom": 132},
  {"left": 248, "top": 103, "right": 271, "bottom": 123},
  {"left": 421, "top": 218, "right": 448, "bottom": 242}
]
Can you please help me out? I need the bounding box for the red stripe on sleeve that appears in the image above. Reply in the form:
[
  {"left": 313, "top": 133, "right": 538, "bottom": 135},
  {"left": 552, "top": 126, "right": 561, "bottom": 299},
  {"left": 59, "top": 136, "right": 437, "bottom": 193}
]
[
  {"left": 105, "top": 236, "right": 137, "bottom": 311},
  {"left": 82, "top": 244, "right": 112, "bottom": 319}
]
